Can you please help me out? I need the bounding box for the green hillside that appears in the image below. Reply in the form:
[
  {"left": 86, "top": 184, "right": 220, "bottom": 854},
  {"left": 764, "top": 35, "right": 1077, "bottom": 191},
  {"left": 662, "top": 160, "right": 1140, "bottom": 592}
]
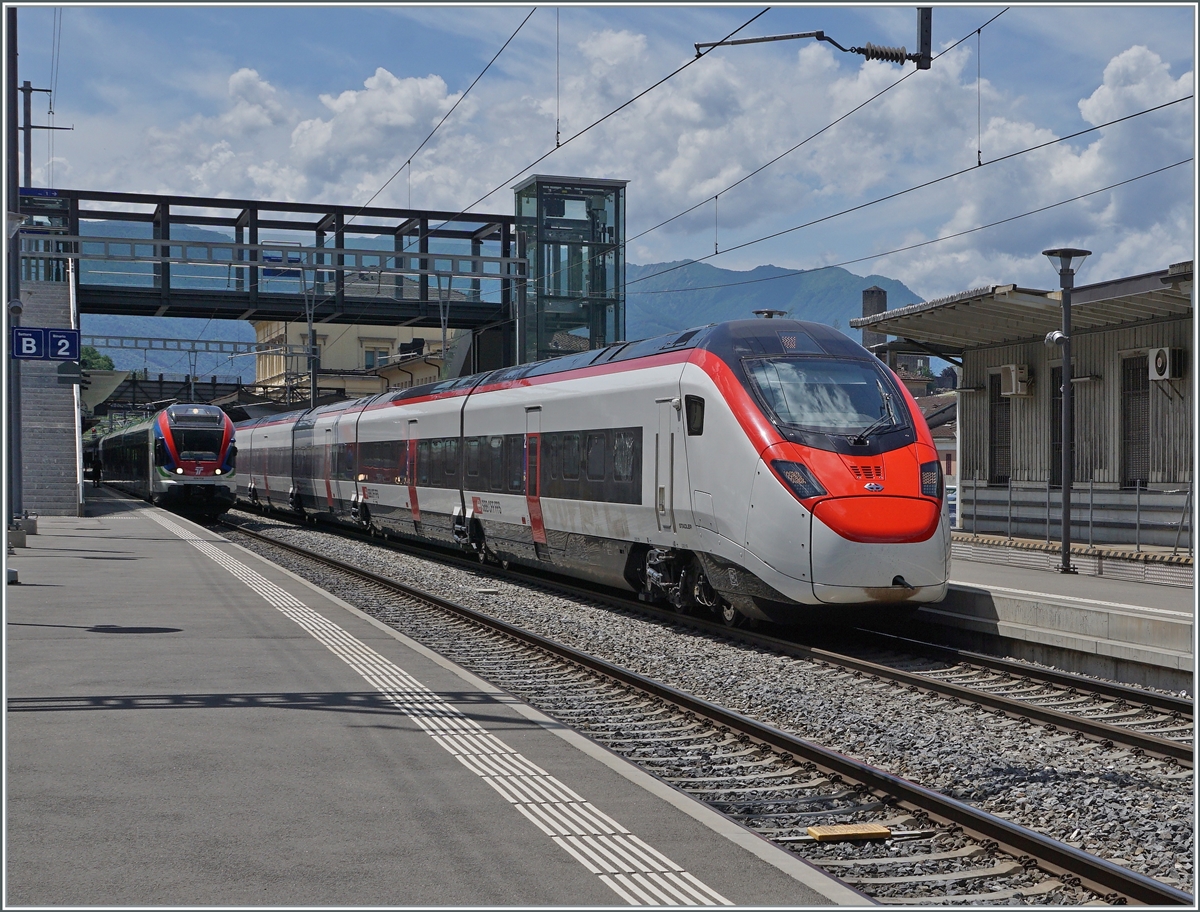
[{"left": 626, "top": 261, "right": 920, "bottom": 340}]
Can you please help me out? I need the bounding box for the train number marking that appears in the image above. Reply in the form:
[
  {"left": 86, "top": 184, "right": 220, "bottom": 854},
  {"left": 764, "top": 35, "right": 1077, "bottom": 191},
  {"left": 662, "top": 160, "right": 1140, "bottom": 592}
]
[{"left": 472, "top": 496, "right": 502, "bottom": 515}]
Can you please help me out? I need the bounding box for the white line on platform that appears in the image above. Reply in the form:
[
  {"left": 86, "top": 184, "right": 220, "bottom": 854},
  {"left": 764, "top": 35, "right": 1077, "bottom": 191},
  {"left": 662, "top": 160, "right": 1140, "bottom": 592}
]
[
  {"left": 146, "top": 511, "right": 732, "bottom": 907},
  {"left": 949, "top": 581, "right": 1193, "bottom": 618}
]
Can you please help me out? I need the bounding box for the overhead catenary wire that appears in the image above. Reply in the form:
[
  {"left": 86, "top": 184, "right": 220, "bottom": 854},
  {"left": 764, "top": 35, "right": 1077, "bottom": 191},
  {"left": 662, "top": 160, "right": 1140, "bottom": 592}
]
[
  {"left": 626, "top": 93, "right": 1195, "bottom": 289},
  {"left": 350, "top": 6, "right": 536, "bottom": 226},
  {"left": 412, "top": 8, "right": 771, "bottom": 245},
  {"left": 308, "top": 7, "right": 771, "bottom": 355},
  {"left": 626, "top": 7, "right": 1010, "bottom": 248},
  {"left": 402, "top": 159, "right": 1193, "bottom": 329},
  {"left": 633, "top": 159, "right": 1193, "bottom": 297}
]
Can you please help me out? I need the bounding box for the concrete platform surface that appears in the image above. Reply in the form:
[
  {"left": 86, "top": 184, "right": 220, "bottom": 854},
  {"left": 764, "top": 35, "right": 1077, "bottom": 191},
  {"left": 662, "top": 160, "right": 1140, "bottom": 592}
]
[
  {"left": 950, "top": 559, "right": 1194, "bottom": 616},
  {"left": 915, "top": 554, "right": 1195, "bottom": 692},
  {"left": 6, "top": 495, "right": 862, "bottom": 907}
]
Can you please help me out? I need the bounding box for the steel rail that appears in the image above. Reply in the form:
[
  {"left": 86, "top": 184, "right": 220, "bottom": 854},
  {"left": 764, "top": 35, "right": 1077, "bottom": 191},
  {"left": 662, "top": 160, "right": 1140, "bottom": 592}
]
[
  {"left": 857, "top": 629, "right": 1194, "bottom": 716},
  {"left": 220, "top": 521, "right": 1193, "bottom": 906},
  {"left": 221, "top": 512, "right": 1193, "bottom": 764}
]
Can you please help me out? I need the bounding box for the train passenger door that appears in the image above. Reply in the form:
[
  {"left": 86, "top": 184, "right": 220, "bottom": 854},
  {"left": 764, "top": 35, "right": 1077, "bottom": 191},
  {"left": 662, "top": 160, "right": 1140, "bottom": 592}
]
[
  {"left": 322, "top": 426, "right": 336, "bottom": 511},
  {"left": 655, "top": 398, "right": 677, "bottom": 533},
  {"left": 525, "top": 407, "right": 547, "bottom": 559},
  {"left": 406, "top": 419, "right": 420, "bottom": 527}
]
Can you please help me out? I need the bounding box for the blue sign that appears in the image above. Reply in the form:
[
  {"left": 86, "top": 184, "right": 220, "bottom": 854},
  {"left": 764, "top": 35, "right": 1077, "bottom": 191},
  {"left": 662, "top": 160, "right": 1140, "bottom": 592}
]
[
  {"left": 47, "top": 329, "right": 80, "bottom": 361},
  {"left": 11, "top": 328, "right": 45, "bottom": 360},
  {"left": 10, "top": 327, "right": 81, "bottom": 360}
]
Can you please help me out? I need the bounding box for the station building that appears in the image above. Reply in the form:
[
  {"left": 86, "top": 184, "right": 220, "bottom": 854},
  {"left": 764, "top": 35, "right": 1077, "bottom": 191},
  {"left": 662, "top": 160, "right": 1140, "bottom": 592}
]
[{"left": 852, "top": 260, "right": 1193, "bottom": 549}]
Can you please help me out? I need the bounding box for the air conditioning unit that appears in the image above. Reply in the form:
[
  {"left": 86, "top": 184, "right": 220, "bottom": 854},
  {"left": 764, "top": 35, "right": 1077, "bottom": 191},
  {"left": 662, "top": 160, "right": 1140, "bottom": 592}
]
[
  {"left": 1149, "top": 347, "right": 1183, "bottom": 381},
  {"left": 999, "top": 364, "right": 1031, "bottom": 396}
]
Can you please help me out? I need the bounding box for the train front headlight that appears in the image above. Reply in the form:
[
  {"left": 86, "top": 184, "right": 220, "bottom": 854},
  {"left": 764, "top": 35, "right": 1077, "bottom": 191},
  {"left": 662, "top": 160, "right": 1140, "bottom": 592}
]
[
  {"left": 214, "top": 468, "right": 222, "bottom": 475},
  {"left": 771, "top": 460, "right": 827, "bottom": 501},
  {"left": 175, "top": 467, "right": 185, "bottom": 475}
]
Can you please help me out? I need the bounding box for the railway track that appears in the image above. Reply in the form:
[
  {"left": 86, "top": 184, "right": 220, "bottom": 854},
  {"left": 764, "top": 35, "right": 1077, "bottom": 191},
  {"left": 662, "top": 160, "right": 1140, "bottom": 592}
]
[
  {"left": 220, "top": 510, "right": 1193, "bottom": 766},
  {"left": 220, "top": 518, "right": 1193, "bottom": 905}
]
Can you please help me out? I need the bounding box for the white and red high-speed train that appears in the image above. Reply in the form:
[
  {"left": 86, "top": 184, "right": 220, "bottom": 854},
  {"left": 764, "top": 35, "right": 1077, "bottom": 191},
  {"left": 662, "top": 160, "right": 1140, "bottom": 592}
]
[{"left": 235, "top": 319, "right": 949, "bottom": 624}]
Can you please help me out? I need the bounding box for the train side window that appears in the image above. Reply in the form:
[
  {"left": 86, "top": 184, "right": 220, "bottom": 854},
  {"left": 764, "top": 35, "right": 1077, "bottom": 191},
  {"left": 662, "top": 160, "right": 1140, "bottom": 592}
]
[
  {"left": 613, "top": 432, "right": 635, "bottom": 482},
  {"left": 506, "top": 435, "right": 525, "bottom": 491},
  {"left": 562, "top": 433, "right": 580, "bottom": 480},
  {"left": 547, "top": 434, "right": 559, "bottom": 479},
  {"left": 444, "top": 438, "right": 458, "bottom": 476},
  {"left": 685, "top": 396, "right": 705, "bottom": 436},
  {"left": 431, "top": 439, "right": 445, "bottom": 482},
  {"left": 585, "top": 433, "right": 606, "bottom": 481},
  {"left": 466, "top": 438, "right": 480, "bottom": 477},
  {"left": 154, "top": 438, "right": 167, "bottom": 467},
  {"left": 417, "top": 440, "right": 430, "bottom": 485},
  {"left": 488, "top": 436, "right": 504, "bottom": 491}
]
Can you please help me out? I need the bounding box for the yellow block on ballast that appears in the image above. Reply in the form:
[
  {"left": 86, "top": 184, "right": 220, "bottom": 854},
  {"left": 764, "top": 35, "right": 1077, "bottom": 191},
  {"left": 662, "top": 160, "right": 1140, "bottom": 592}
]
[{"left": 806, "top": 823, "right": 892, "bottom": 842}]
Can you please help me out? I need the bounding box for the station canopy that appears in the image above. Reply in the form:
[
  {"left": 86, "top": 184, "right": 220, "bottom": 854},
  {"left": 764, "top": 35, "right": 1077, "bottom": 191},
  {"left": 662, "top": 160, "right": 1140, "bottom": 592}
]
[{"left": 850, "top": 262, "right": 1193, "bottom": 355}]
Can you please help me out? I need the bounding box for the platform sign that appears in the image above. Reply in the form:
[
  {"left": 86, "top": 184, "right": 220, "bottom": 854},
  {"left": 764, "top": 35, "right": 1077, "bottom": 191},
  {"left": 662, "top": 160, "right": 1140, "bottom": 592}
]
[
  {"left": 9, "top": 327, "right": 80, "bottom": 360},
  {"left": 11, "top": 328, "right": 45, "bottom": 360},
  {"left": 47, "top": 329, "right": 80, "bottom": 361}
]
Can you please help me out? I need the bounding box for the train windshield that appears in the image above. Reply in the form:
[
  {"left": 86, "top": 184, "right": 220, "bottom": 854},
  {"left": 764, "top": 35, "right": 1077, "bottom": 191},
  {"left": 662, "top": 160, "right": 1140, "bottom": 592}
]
[
  {"left": 173, "top": 429, "right": 225, "bottom": 461},
  {"left": 744, "top": 357, "right": 909, "bottom": 436}
]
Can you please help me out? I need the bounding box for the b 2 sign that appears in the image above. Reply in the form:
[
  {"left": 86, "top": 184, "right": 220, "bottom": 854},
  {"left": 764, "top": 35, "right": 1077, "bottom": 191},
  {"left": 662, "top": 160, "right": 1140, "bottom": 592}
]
[{"left": 10, "top": 327, "right": 80, "bottom": 361}]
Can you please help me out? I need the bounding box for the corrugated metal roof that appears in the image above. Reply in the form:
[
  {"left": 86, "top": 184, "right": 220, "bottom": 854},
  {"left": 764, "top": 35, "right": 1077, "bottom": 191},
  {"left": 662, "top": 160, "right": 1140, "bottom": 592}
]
[{"left": 848, "top": 264, "right": 1192, "bottom": 351}]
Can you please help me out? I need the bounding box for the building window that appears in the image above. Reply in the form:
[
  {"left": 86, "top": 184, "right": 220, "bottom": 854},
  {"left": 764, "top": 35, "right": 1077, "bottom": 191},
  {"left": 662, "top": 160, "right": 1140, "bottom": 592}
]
[
  {"left": 1049, "top": 365, "right": 1076, "bottom": 488},
  {"left": 988, "top": 372, "right": 1010, "bottom": 485},
  {"left": 1121, "top": 354, "right": 1150, "bottom": 489},
  {"left": 364, "top": 347, "right": 389, "bottom": 369}
]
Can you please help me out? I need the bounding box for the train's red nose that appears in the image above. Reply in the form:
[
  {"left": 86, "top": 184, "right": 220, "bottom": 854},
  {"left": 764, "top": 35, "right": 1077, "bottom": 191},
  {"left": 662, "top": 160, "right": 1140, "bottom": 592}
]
[{"left": 813, "top": 496, "right": 940, "bottom": 544}]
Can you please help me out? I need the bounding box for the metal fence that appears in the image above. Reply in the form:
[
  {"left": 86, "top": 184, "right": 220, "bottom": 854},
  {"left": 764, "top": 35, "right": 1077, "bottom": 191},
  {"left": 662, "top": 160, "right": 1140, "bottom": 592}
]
[{"left": 959, "top": 475, "right": 1193, "bottom": 554}]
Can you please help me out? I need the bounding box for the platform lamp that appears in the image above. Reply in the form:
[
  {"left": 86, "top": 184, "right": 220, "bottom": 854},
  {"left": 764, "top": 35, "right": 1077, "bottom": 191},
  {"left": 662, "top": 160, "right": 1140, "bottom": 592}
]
[{"left": 1042, "top": 247, "right": 1090, "bottom": 574}]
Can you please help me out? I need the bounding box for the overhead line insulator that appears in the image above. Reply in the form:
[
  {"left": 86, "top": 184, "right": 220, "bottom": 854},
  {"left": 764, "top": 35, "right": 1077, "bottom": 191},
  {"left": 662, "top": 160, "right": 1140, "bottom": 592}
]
[{"left": 854, "top": 43, "right": 909, "bottom": 65}]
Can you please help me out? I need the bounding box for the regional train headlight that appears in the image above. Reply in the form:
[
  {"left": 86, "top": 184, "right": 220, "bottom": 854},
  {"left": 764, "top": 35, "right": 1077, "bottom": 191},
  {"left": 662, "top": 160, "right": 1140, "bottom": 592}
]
[
  {"left": 175, "top": 467, "right": 185, "bottom": 475},
  {"left": 771, "top": 460, "right": 827, "bottom": 501},
  {"left": 920, "top": 460, "right": 943, "bottom": 500},
  {"left": 214, "top": 468, "right": 222, "bottom": 475}
]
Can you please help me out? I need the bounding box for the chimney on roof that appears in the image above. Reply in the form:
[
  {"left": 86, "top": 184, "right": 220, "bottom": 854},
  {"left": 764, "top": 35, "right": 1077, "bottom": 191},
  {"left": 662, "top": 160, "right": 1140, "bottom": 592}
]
[{"left": 861, "top": 286, "right": 887, "bottom": 352}]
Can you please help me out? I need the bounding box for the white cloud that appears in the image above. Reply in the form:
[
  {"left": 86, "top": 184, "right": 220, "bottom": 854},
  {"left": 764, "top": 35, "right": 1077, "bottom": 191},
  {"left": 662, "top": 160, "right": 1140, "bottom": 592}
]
[
  {"left": 45, "top": 16, "right": 1194, "bottom": 300},
  {"left": 221, "top": 68, "right": 289, "bottom": 133}
]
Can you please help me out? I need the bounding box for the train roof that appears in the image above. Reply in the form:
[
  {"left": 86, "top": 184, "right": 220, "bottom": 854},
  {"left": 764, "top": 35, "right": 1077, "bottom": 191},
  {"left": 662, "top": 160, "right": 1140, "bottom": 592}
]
[
  {"left": 234, "top": 318, "right": 871, "bottom": 426},
  {"left": 385, "top": 318, "right": 869, "bottom": 405}
]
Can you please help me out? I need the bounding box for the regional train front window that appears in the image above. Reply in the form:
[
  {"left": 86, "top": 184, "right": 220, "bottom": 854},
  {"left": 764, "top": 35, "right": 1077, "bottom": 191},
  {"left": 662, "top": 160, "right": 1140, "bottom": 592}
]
[
  {"left": 744, "top": 358, "right": 908, "bottom": 436},
  {"left": 173, "top": 429, "right": 224, "bottom": 461}
]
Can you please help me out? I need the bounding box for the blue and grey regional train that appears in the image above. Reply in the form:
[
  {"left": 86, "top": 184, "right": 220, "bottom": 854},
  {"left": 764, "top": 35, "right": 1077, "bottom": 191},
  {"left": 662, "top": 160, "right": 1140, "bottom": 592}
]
[
  {"left": 235, "top": 320, "right": 950, "bottom": 625},
  {"left": 100, "top": 404, "right": 238, "bottom": 517}
]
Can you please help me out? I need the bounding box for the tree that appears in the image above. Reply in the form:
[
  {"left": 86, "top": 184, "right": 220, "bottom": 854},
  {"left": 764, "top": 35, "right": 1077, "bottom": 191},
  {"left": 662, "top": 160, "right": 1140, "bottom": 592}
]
[
  {"left": 80, "top": 346, "right": 114, "bottom": 371},
  {"left": 938, "top": 366, "right": 958, "bottom": 389}
]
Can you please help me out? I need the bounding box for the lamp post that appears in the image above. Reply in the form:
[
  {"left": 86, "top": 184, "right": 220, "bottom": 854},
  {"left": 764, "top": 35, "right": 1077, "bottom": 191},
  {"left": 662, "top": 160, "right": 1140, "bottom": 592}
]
[{"left": 1042, "top": 247, "right": 1090, "bottom": 574}]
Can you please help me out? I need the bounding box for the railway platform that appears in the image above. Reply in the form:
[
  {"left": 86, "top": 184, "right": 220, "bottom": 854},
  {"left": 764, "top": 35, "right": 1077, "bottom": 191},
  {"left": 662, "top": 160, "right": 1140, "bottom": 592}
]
[
  {"left": 915, "top": 542, "right": 1194, "bottom": 693},
  {"left": 5, "top": 488, "right": 862, "bottom": 907}
]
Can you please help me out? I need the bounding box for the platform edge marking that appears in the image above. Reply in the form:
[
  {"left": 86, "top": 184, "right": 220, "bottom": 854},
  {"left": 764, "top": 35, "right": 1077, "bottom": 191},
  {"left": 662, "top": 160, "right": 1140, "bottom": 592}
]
[{"left": 147, "top": 511, "right": 731, "bottom": 907}]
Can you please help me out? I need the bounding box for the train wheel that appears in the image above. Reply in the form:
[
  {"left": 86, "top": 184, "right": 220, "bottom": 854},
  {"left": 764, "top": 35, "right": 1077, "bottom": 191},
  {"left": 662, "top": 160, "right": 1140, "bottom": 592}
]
[{"left": 719, "top": 600, "right": 748, "bottom": 628}]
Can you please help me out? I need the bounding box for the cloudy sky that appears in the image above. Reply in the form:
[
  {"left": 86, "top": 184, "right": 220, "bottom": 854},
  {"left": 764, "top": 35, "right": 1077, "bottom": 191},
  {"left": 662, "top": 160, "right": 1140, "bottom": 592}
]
[{"left": 15, "top": 4, "right": 1196, "bottom": 302}]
